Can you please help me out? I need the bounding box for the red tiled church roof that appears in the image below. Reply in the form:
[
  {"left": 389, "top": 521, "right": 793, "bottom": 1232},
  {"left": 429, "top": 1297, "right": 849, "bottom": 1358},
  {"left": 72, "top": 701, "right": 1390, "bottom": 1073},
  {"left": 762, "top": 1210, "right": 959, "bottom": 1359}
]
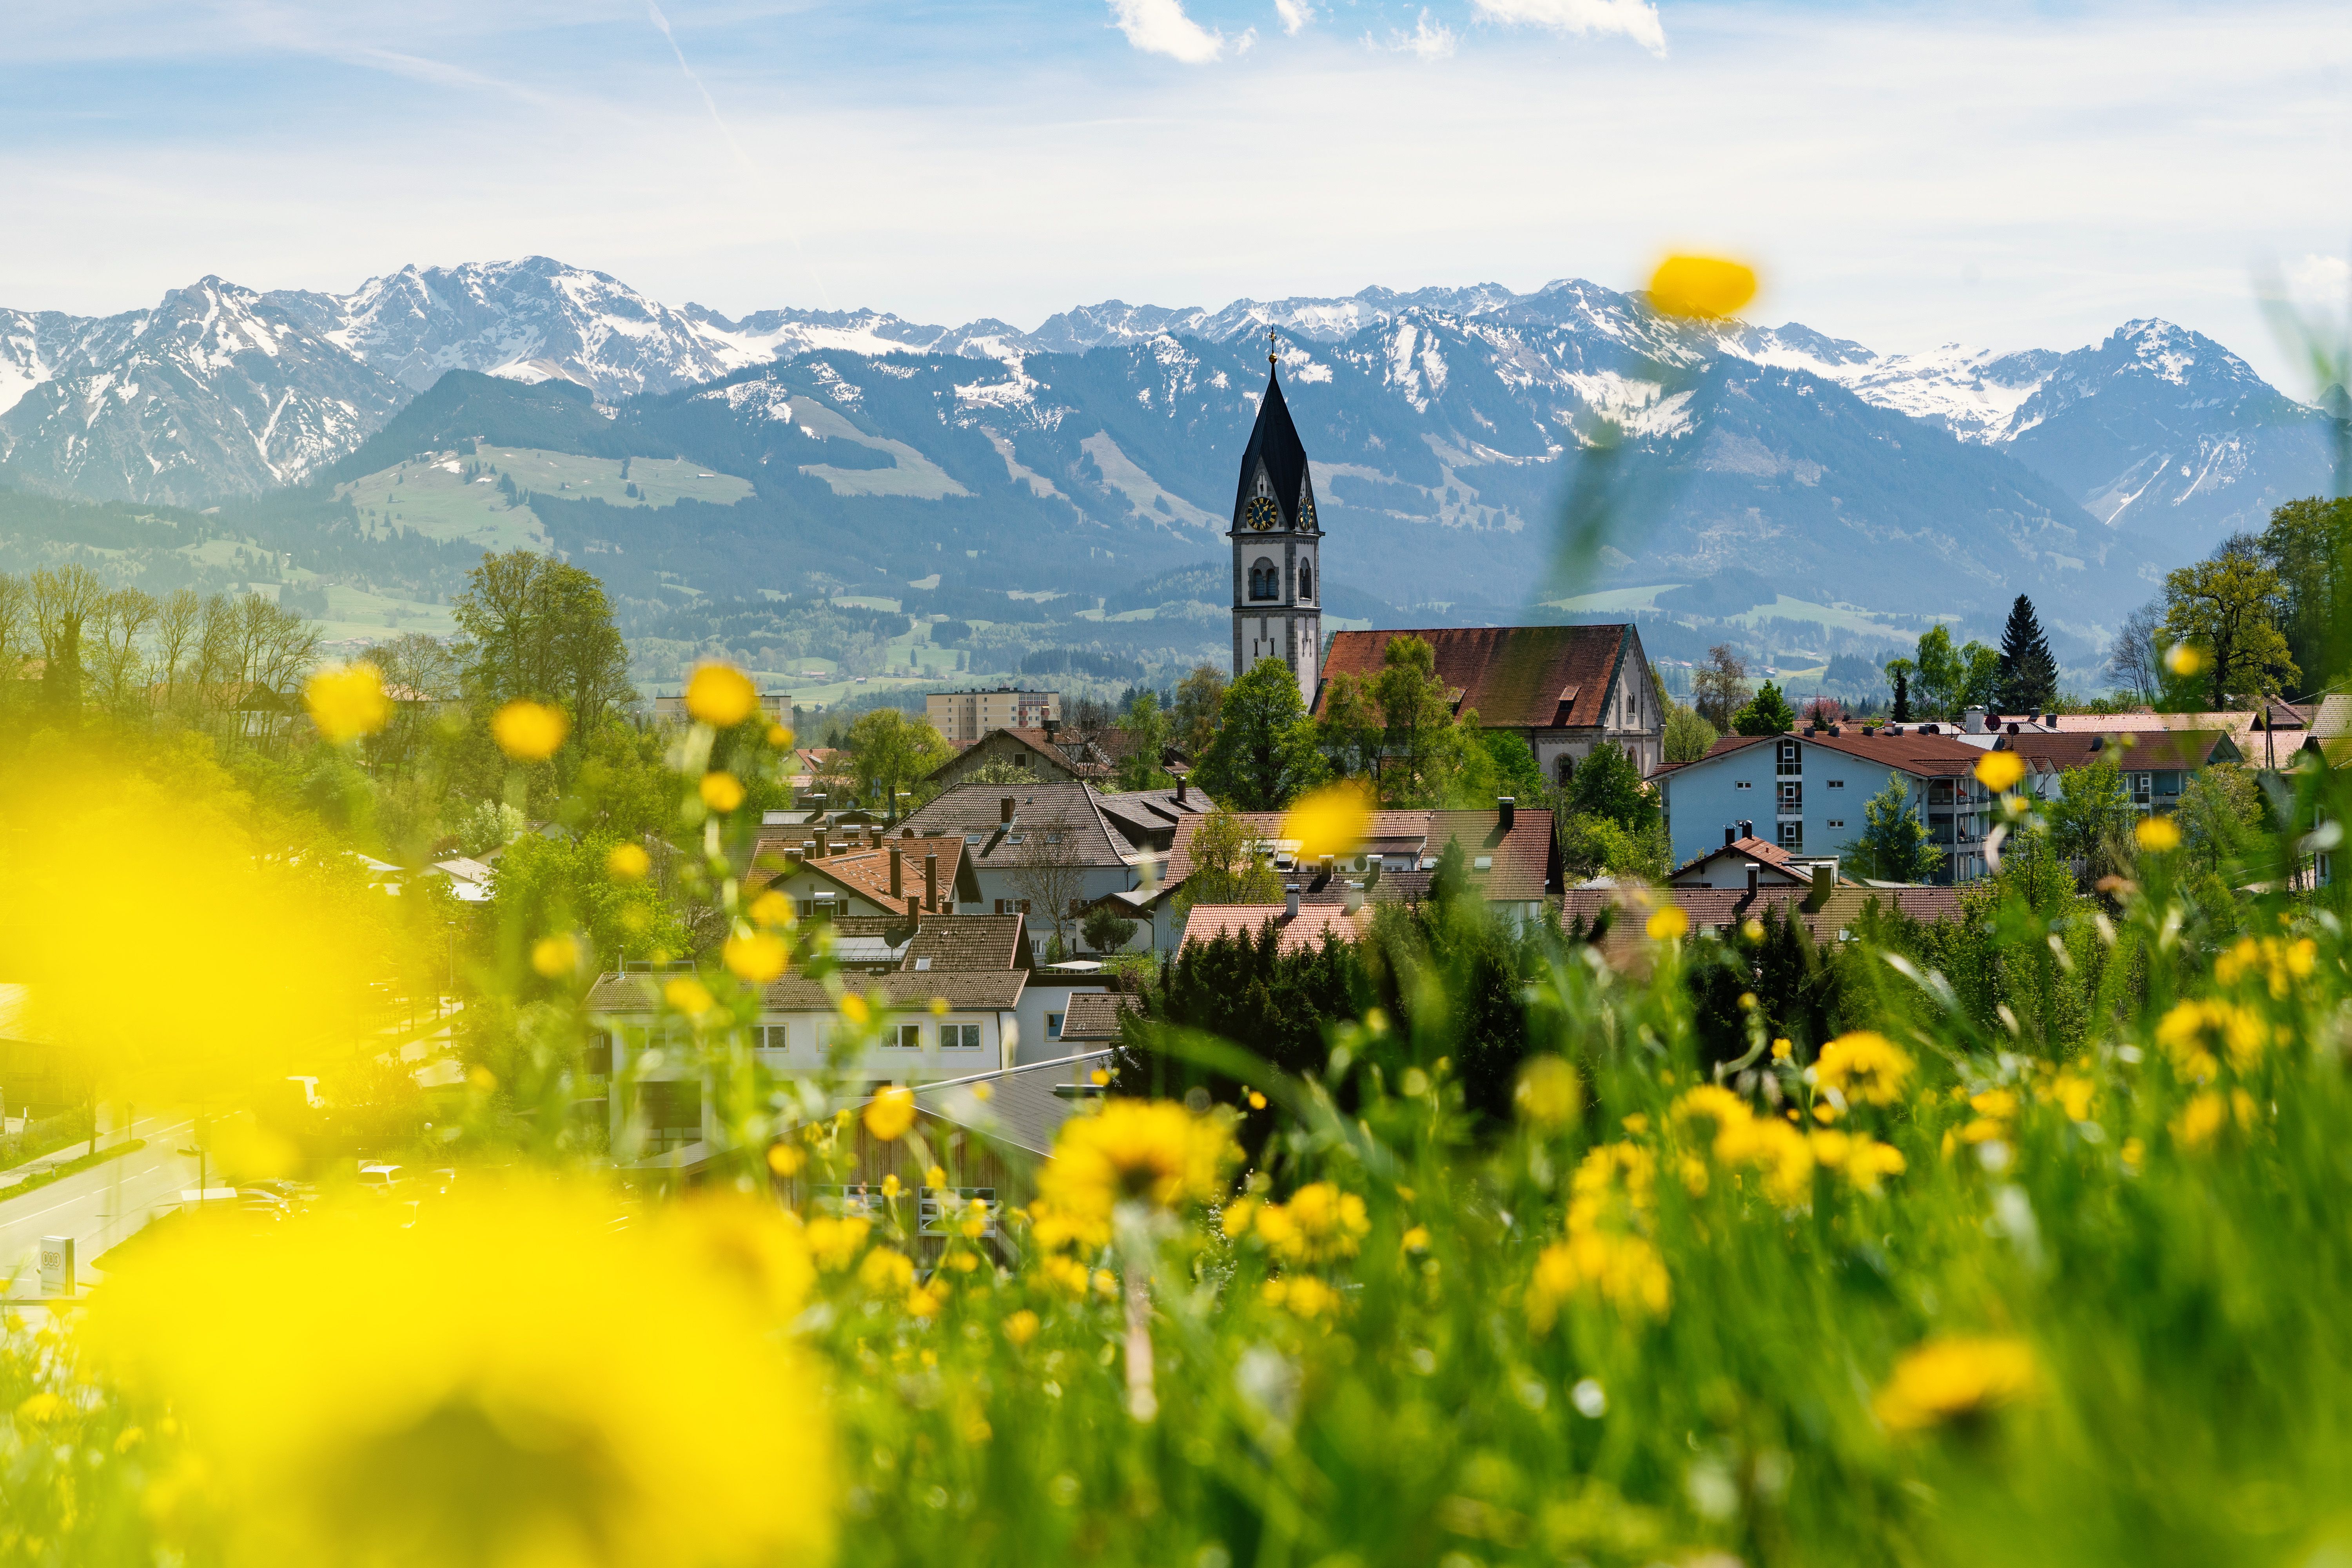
[{"left": 1315, "top": 626, "right": 1636, "bottom": 731}]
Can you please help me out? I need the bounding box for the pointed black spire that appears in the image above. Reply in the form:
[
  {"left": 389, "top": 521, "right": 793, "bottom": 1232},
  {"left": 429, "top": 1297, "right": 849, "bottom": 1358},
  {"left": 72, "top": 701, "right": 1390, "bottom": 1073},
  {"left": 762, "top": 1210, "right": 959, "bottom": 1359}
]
[{"left": 1232, "top": 347, "right": 1314, "bottom": 531}]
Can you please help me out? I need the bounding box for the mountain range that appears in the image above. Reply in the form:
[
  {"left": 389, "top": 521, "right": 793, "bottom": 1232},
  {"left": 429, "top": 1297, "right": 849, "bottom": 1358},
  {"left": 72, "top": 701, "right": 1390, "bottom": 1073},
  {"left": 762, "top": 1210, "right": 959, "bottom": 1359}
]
[{"left": 1, "top": 257, "right": 2340, "bottom": 649}]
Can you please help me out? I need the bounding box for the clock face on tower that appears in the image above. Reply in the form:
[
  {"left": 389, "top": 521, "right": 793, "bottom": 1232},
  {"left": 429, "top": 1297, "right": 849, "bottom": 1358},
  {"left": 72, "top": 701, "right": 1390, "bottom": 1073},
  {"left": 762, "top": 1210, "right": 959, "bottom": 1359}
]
[
  {"left": 1244, "top": 495, "right": 1280, "bottom": 532},
  {"left": 1299, "top": 495, "right": 1317, "bottom": 532}
]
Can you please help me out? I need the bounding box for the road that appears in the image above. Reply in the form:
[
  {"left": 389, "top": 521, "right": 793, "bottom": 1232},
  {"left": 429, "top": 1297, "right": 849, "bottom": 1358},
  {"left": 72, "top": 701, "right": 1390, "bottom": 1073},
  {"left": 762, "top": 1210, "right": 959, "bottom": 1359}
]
[{"left": 0, "top": 1115, "right": 198, "bottom": 1300}]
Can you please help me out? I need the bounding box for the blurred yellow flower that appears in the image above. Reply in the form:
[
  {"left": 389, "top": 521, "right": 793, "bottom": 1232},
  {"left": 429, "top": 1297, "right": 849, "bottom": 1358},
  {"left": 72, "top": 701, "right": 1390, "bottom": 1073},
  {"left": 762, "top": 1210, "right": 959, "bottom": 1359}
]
[
  {"left": 1875, "top": 1336, "right": 2036, "bottom": 1431},
  {"left": 1974, "top": 751, "right": 2026, "bottom": 793},
  {"left": 1647, "top": 254, "right": 1759, "bottom": 321},
  {"left": 606, "top": 842, "right": 651, "bottom": 880},
  {"left": 664, "top": 976, "right": 715, "bottom": 1016},
  {"left": 1265, "top": 1274, "right": 1341, "bottom": 1319},
  {"left": 804, "top": 1215, "right": 871, "bottom": 1271},
  {"left": 1037, "top": 1099, "right": 1238, "bottom": 1231},
  {"left": 1771, "top": 1038, "right": 1793, "bottom": 1062},
  {"left": 722, "top": 930, "right": 788, "bottom": 984},
  {"left": 1284, "top": 782, "right": 1374, "bottom": 859},
  {"left": 839, "top": 993, "right": 871, "bottom": 1025},
  {"left": 1816, "top": 1031, "right": 1914, "bottom": 1107},
  {"left": 1249, "top": 1182, "right": 1371, "bottom": 1265},
  {"left": 1646, "top": 905, "right": 1689, "bottom": 942},
  {"left": 767, "top": 723, "right": 795, "bottom": 750},
  {"left": 926, "top": 1163, "right": 948, "bottom": 1187},
  {"left": 2135, "top": 816, "right": 2180, "bottom": 853},
  {"left": 2215, "top": 934, "right": 2316, "bottom": 998},
  {"left": 686, "top": 663, "right": 760, "bottom": 728},
  {"left": 748, "top": 890, "right": 794, "bottom": 928},
  {"left": 881, "top": 1173, "right": 902, "bottom": 1198},
  {"left": 490, "top": 699, "right": 568, "bottom": 761},
  {"left": 859, "top": 1246, "right": 915, "bottom": 1294},
  {"left": 88, "top": 1181, "right": 833, "bottom": 1568},
  {"left": 1515, "top": 1054, "right": 1581, "bottom": 1129},
  {"left": 865, "top": 1085, "right": 917, "bottom": 1141},
  {"left": 529, "top": 933, "right": 579, "bottom": 979},
  {"left": 700, "top": 771, "right": 747, "bottom": 813},
  {"left": 1004, "top": 1309, "right": 1041, "bottom": 1346},
  {"left": 2164, "top": 642, "right": 2203, "bottom": 677},
  {"left": 766, "top": 1142, "right": 805, "bottom": 1177},
  {"left": 1401, "top": 1224, "right": 1431, "bottom": 1254},
  {"left": 1527, "top": 1230, "right": 1671, "bottom": 1329},
  {"left": 303, "top": 662, "right": 390, "bottom": 744}
]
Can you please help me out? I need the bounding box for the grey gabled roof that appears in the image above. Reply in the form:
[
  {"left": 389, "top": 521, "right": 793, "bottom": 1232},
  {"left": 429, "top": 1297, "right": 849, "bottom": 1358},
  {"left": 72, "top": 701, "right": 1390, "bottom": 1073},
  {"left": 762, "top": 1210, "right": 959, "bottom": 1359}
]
[{"left": 902, "top": 1050, "right": 1118, "bottom": 1156}]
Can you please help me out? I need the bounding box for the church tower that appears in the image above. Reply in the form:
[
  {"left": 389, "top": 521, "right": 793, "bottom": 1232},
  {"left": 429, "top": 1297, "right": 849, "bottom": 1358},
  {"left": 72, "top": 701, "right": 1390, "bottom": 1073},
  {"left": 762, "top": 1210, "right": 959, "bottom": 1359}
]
[{"left": 1230, "top": 340, "right": 1321, "bottom": 709}]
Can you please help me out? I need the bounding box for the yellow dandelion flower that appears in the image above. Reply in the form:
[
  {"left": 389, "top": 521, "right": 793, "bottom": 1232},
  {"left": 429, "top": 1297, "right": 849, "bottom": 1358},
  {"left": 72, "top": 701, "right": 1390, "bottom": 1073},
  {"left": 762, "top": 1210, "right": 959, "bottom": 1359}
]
[
  {"left": 1272, "top": 1274, "right": 1340, "bottom": 1319},
  {"left": 1974, "top": 751, "right": 2026, "bottom": 793},
  {"left": 529, "top": 932, "right": 579, "bottom": 978},
  {"left": 700, "top": 771, "right": 747, "bottom": 813},
  {"left": 1247, "top": 1089, "right": 1267, "bottom": 1109},
  {"left": 1816, "top": 1031, "right": 1914, "bottom": 1107},
  {"left": 1402, "top": 1225, "right": 1431, "bottom": 1254},
  {"left": 766, "top": 1143, "right": 805, "bottom": 1177},
  {"left": 1875, "top": 1336, "right": 2036, "bottom": 1432},
  {"left": 1252, "top": 1182, "right": 1371, "bottom": 1265},
  {"left": 723, "top": 929, "right": 788, "bottom": 984},
  {"left": 864, "top": 1085, "right": 916, "bottom": 1142},
  {"left": 1515, "top": 1054, "right": 1581, "bottom": 1129},
  {"left": 606, "top": 842, "right": 651, "bottom": 880},
  {"left": 686, "top": 663, "right": 760, "bottom": 728},
  {"left": 1771, "top": 1037, "right": 1793, "bottom": 1062},
  {"left": 664, "top": 975, "right": 715, "bottom": 1016},
  {"left": 926, "top": 1164, "right": 948, "bottom": 1188},
  {"left": 1646, "top": 905, "right": 1689, "bottom": 942},
  {"left": 2135, "top": 816, "right": 2180, "bottom": 853},
  {"left": 1647, "top": 254, "right": 1759, "bottom": 321},
  {"left": 303, "top": 662, "right": 390, "bottom": 744},
  {"left": 491, "top": 699, "right": 569, "bottom": 761},
  {"left": 1036, "top": 1099, "right": 1238, "bottom": 1230},
  {"left": 1527, "top": 1231, "right": 1671, "bottom": 1329},
  {"left": 859, "top": 1247, "right": 915, "bottom": 1294},
  {"left": 748, "top": 889, "right": 793, "bottom": 928},
  {"left": 1221, "top": 1196, "right": 1260, "bottom": 1239},
  {"left": 1283, "top": 781, "right": 1373, "bottom": 859},
  {"left": 1093, "top": 1268, "right": 1119, "bottom": 1300},
  {"left": 1004, "top": 1310, "right": 1041, "bottom": 1346},
  {"left": 87, "top": 1181, "right": 834, "bottom": 1568},
  {"left": 804, "top": 1215, "right": 871, "bottom": 1271},
  {"left": 767, "top": 723, "right": 795, "bottom": 750},
  {"left": 839, "top": 993, "right": 871, "bottom": 1025},
  {"left": 2156, "top": 998, "right": 2266, "bottom": 1077},
  {"left": 2163, "top": 643, "right": 2203, "bottom": 677},
  {"left": 907, "top": 1282, "right": 945, "bottom": 1318}
]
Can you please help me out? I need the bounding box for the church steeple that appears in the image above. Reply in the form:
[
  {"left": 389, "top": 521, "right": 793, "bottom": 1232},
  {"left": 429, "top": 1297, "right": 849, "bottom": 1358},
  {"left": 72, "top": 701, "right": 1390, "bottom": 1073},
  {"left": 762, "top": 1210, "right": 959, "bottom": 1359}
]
[{"left": 1230, "top": 337, "right": 1322, "bottom": 706}]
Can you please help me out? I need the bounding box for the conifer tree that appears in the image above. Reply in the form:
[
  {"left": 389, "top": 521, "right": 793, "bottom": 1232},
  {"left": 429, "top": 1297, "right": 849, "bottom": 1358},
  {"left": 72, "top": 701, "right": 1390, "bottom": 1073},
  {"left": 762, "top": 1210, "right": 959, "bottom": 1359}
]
[{"left": 1996, "top": 594, "right": 2059, "bottom": 713}]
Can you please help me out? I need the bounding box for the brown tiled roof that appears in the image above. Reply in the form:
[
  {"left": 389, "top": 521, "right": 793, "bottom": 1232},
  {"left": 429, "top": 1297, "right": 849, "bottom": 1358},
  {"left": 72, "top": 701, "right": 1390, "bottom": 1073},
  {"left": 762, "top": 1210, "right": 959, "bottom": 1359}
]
[
  {"left": 902, "top": 913, "right": 1027, "bottom": 973},
  {"left": 587, "top": 969, "right": 1025, "bottom": 1013},
  {"left": 1179, "top": 904, "right": 1374, "bottom": 954},
  {"left": 1316, "top": 625, "right": 1637, "bottom": 730},
  {"left": 899, "top": 782, "right": 1134, "bottom": 868},
  {"left": 745, "top": 835, "right": 969, "bottom": 909},
  {"left": 1558, "top": 884, "right": 1964, "bottom": 950},
  {"left": 1670, "top": 836, "right": 1802, "bottom": 880},
  {"left": 1426, "top": 807, "right": 1562, "bottom": 900},
  {"left": 1994, "top": 729, "right": 2241, "bottom": 773},
  {"left": 926, "top": 727, "right": 1112, "bottom": 784},
  {"left": 1696, "top": 730, "right": 1987, "bottom": 778},
  {"left": 1058, "top": 991, "right": 1140, "bottom": 1042}
]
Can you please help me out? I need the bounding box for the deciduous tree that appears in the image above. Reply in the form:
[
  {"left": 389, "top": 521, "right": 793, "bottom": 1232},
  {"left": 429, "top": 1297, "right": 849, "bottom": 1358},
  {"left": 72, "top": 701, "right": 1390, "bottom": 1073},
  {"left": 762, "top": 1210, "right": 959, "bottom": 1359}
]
[
  {"left": 1196, "top": 658, "right": 1323, "bottom": 810},
  {"left": 1851, "top": 777, "right": 1940, "bottom": 882},
  {"left": 2161, "top": 537, "right": 2297, "bottom": 707},
  {"left": 1692, "top": 643, "right": 1751, "bottom": 731}
]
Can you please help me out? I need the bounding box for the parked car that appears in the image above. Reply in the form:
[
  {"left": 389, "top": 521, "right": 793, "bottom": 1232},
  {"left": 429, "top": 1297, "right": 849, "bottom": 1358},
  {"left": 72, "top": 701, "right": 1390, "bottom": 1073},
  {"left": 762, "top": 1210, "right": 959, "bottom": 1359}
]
[{"left": 356, "top": 1163, "right": 404, "bottom": 1193}]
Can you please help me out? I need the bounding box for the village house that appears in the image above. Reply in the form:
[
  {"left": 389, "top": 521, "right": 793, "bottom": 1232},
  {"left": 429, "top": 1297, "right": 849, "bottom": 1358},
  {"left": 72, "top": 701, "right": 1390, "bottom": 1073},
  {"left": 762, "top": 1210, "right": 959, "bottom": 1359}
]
[
  {"left": 743, "top": 826, "right": 982, "bottom": 920},
  {"left": 898, "top": 782, "right": 1178, "bottom": 953},
  {"left": 1654, "top": 725, "right": 1996, "bottom": 884}
]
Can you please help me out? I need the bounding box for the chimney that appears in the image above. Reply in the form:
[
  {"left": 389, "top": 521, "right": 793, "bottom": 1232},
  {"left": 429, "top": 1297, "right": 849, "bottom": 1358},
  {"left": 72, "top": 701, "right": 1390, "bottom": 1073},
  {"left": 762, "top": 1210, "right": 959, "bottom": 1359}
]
[
  {"left": 1739, "top": 818, "right": 1754, "bottom": 840},
  {"left": 1497, "top": 795, "right": 1515, "bottom": 832},
  {"left": 1343, "top": 880, "right": 1365, "bottom": 914},
  {"left": 1000, "top": 796, "right": 1016, "bottom": 824},
  {"left": 907, "top": 894, "right": 921, "bottom": 924},
  {"left": 1176, "top": 775, "right": 1189, "bottom": 805},
  {"left": 1724, "top": 824, "right": 1737, "bottom": 848},
  {"left": 890, "top": 845, "right": 903, "bottom": 900},
  {"left": 814, "top": 828, "right": 828, "bottom": 858},
  {"left": 1806, "top": 862, "right": 1833, "bottom": 912},
  {"left": 1284, "top": 884, "right": 1300, "bottom": 920},
  {"left": 925, "top": 853, "right": 939, "bottom": 911},
  {"left": 2044, "top": 710, "right": 2058, "bottom": 727},
  {"left": 1963, "top": 707, "right": 1987, "bottom": 734},
  {"left": 1746, "top": 865, "right": 1759, "bottom": 897},
  {"left": 1830, "top": 724, "right": 1842, "bottom": 737},
  {"left": 1044, "top": 716, "right": 1059, "bottom": 742}
]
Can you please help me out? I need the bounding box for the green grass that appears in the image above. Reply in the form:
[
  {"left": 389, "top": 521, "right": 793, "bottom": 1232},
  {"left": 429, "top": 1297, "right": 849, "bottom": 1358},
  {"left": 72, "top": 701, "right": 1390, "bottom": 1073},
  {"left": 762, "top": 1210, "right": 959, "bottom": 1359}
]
[
  {"left": 789, "top": 397, "right": 971, "bottom": 501},
  {"left": 0, "top": 1138, "right": 147, "bottom": 1204},
  {"left": 334, "top": 447, "right": 754, "bottom": 555}
]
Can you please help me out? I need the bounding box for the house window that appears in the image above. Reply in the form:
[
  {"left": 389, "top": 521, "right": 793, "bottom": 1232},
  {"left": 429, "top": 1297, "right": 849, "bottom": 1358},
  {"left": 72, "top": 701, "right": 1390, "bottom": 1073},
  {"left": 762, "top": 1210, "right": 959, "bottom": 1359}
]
[
  {"left": 584, "top": 1031, "right": 612, "bottom": 1075},
  {"left": 1826, "top": 819, "right": 1845, "bottom": 830},
  {"left": 1298, "top": 562, "right": 1313, "bottom": 599},
  {"left": 754, "top": 1025, "right": 789, "bottom": 1052},
  {"left": 943, "top": 1024, "right": 981, "bottom": 1050},
  {"left": 1778, "top": 780, "right": 1802, "bottom": 813},
  {"left": 1249, "top": 559, "right": 1279, "bottom": 600},
  {"left": 1777, "top": 740, "right": 1801, "bottom": 776},
  {"left": 638, "top": 1080, "right": 702, "bottom": 1154},
  {"left": 2130, "top": 772, "right": 2152, "bottom": 807},
  {"left": 1555, "top": 755, "right": 1575, "bottom": 786},
  {"left": 1827, "top": 779, "right": 1844, "bottom": 789},
  {"left": 895, "top": 1024, "right": 924, "bottom": 1049},
  {"left": 1735, "top": 780, "right": 1753, "bottom": 791},
  {"left": 1047, "top": 1012, "right": 1065, "bottom": 1039},
  {"left": 1777, "top": 820, "right": 1803, "bottom": 851}
]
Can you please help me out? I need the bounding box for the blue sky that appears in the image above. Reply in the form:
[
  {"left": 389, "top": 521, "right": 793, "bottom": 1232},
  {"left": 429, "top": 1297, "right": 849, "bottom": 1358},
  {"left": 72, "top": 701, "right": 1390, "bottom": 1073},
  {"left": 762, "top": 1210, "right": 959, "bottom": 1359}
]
[{"left": 3, "top": 1, "right": 2347, "bottom": 385}]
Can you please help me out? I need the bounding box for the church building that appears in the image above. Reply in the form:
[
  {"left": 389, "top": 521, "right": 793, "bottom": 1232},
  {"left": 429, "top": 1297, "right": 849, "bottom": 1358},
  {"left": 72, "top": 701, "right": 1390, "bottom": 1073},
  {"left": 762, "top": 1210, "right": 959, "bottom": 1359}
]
[{"left": 1229, "top": 350, "right": 1321, "bottom": 708}]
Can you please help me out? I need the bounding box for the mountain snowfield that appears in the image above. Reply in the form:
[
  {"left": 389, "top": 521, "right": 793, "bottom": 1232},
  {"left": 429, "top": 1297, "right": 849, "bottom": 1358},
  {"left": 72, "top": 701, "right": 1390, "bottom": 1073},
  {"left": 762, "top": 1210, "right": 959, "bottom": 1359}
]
[{"left": 0, "top": 257, "right": 2337, "bottom": 613}]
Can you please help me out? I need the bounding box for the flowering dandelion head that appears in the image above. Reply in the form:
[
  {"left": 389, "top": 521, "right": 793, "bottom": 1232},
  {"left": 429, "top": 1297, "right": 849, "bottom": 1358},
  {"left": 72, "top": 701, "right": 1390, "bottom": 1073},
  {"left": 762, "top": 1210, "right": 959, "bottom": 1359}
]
[
  {"left": 864, "top": 1085, "right": 916, "bottom": 1142},
  {"left": 1875, "top": 1336, "right": 2036, "bottom": 1432},
  {"left": 685, "top": 664, "right": 759, "bottom": 728},
  {"left": 699, "top": 772, "right": 746, "bottom": 814},
  {"left": 530, "top": 933, "right": 581, "bottom": 979},
  {"left": 1646, "top": 906, "right": 1689, "bottom": 942},
  {"left": 2164, "top": 643, "right": 2203, "bottom": 677},
  {"left": 1516, "top": 1055, "right": 1581, "bottom": 1129},
  {"left": 747, "top": 891, "right": 794, "bottom": 929},
  {"left": 2135, "top": 816, "right": 2181, "bottom": 853},
  {"left": 1647, "top": 255, "right": 1759, "bottom": 321},
  {"left": 605, "top": 842, "right": 650, "bottom": 881},
  {"left": 1974, "top": 751, "right": 2025, "bottom": 794},
  {"left": 303, "top": 663, "right": 391, "bottom": 744},
  {"left": 722, "top": 930, "right": 788, "bottom": 984},
  {"left": 1816, "top": 1031, "right": 1914, "bottom": 1107},
  {"left": 1283, "top": 782, "right": 1373, "bottom": 860},
  {"left": 1038, "top": 1099, "right": 1238, "bottom": 1227},
  {"left": 492, "top": 701, "right": 570, "bottom": 762},
  {"left": 663, "top": 976, "right": 715, "bottom": 1018}
]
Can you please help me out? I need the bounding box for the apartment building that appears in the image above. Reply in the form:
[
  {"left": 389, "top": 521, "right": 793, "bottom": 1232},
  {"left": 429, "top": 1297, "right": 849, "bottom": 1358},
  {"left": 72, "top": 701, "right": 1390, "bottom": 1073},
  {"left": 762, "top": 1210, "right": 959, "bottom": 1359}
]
[{"left": 927, "top": 687, "right": 1060, "bottom": 744}]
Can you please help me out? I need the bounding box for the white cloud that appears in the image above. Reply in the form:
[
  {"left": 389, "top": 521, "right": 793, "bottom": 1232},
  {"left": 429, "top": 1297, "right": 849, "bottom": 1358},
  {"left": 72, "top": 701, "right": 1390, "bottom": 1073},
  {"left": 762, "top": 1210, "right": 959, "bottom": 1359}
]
[
  {"left": 1273, "top": 0, "right": 1314, "bottom": 35},
  {"left": 1472, "top": 0, "right": 1666, "bottom": 56},
  {"left": 1388, "top": 9, "right": 1457, "bottom": 60},
  {"left": 1106, "top": 0, "right": 1225, "bottom": 63},
  {"left": 2287, "top": 254, "right": 2351, "bottom": 298}
]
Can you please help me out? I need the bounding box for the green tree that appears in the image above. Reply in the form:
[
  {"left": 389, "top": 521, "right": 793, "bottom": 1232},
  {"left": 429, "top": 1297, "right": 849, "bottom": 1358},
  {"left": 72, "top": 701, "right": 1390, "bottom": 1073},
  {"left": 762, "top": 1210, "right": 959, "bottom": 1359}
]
[
  {"left": 1960, "top": 640, "right": 2003, "bottom": 711},
  {"left": 2161, "top": 538, "right": 2298, "bottom": 707},
  {"left": 1997, "top": 594, "right": 2060, "bottom": 713},
  {"left": 1372, "top": 636, "right": 1475, "bottom": 806},
  {"left": 1081, "top": 903, "right": 1138, "bottom": 954},
  {"left": 1195, "top": 659, "right": 1324, "bottom": 809},
  {"left": 1886, "top": 657, "right": 1914, "bottom": 722},
  {"left": 1179, "top": 803, "right": 1285, "bottom": 906},
  {"left": 1480, "top": 730, "right": 1546, "bottom": 801},
  {"left": 1313, "top": 671, "right": 1385, "bottom": 780},
  {"left": 2176, "top": 763, "right": 2265, "bottom": 878},
  {"left": 847, "top": 707, "right": 954, "bottom": 818},
  {"left": 1171, "top": 664, "right": 1228, "bottom": 760},
  {"left": 1662, "top": 701, "right": 1719, "bottom": 763},
  {"left": 2259, "top": 496, "right": 2352, "bottom": 689},
  {"left": 2047, "top": 758, "right": 2135, "bottom": 881},
  {"left": 451, "top": 551, "right": 635, "bottom": 736},
  {"left": 1114, "top": 690, "right": 1174, "bottom": 793},
  {"left": 1913, "top": 625, "right": 1964, "bottom": 717},
  {"left": 1731, "top": 681, "right": 1797, "bottom": 736},
  {"left": 1565, "top": 740, "right": 1656, "bottom": 832},
  {"left": 1691, "top": 642, "right": 1751, "bottom": 731},
  {"left": 1851, "top": 776, "right": 1940, "bottom": 882},
  {"left": 1560, "top": 813, "right": 1671, "bottom": 882},
  {"left": 487, "top": 829, "right": 687, "bottom": 976}
]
